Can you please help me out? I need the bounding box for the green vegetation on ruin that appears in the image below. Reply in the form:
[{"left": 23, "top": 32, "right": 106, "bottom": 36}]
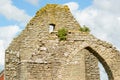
[
  {"left": 79, "top": 25, "right": 90, "bottom": 32},
  {"left": 58, "top": 28, "right": 68, "bottom": 41}
]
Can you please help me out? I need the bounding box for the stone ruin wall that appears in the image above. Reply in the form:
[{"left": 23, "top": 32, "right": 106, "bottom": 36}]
[
  {"left": 5, "top": 31, "right": 120, "bottom": 80},
  {"left": 5, "top": 4, "right": 120, "bottom": 80}
]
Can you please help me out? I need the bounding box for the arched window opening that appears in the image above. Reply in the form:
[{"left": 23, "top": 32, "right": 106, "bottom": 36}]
[
  {"left": 49, "top": 24, "right": 55, "bottom": 33},
  {"left": 85, "top": 47, "right": 114, "bottom": 80}
]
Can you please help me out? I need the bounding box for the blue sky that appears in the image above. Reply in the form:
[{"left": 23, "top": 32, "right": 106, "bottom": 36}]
[
  {"left": 0, "top": 0, "right": 120, "bottom": 80},
  {"left": 0, "top": 0, "right": 92, "bottom": 27}
]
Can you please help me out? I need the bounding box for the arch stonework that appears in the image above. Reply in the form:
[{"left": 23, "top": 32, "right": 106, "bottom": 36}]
[
  {"left": 85, "top": 47, "right": 114, "bottom": 80},
  {"left": 5, "top": 4, "right": 120, "bottom": 80},
  {"left": 64, "top": 37, "right": 120, "bottom": 80}
]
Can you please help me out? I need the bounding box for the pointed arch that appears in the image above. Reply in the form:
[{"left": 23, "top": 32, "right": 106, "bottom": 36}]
[{"left": 85, "top": 46, "right": 114, "bottom": 80}]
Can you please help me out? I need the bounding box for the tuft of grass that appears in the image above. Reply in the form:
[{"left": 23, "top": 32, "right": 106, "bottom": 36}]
[
  {"left": 58, "top": 28, "right": 68, "bottom": 41},
  {"left": 79, "top": 25, "right": 90, "bottom": 32}
]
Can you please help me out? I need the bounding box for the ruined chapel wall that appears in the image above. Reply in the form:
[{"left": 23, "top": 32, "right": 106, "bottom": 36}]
[
  {"left": 5, "top": 4, "right": 120, "bottom": 80},
  {"left": 5, "top": 29, "right": 120, "bottom": 80}
]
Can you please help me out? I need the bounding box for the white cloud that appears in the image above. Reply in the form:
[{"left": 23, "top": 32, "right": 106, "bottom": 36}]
[
  {"left": 0, "top": 40, "right": 4, "bottom": 65},
  {"left": 0, "top": 64, "right": 4, "bottom": 72},
  {"left": 0, "top": 25, "right": 20, "bottom": 65},
  {"left": 0, "top": 0, "right": 31, "bottom": 24},
  {"left": 93, "top": 0, "right": 120, "bottom": 14},
  {"left": 0, "top": 0, "right": 30, "bottom": 69},
  {"left": 65, "top": 2, "right": 79, "bottom": 11},
  {"left": 25, "top": 0, "right": 39, "bottom": 6}
]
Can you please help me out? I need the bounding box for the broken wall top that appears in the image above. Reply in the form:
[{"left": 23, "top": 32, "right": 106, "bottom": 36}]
[{"left": 29, "top": 4, "right": 81, "bottom": 31}]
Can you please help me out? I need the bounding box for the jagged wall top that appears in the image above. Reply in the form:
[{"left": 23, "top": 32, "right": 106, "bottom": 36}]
[
  {"left": 36, "top": 4, "right": 70, "bottom": 16},
  {"left": 28, "top": 4, "right": 81, "bottom": 31}
]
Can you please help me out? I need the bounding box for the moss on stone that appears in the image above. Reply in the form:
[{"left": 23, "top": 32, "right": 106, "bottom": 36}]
[{"left": 35, "top": 4, "right": 70, "bottom": 17}]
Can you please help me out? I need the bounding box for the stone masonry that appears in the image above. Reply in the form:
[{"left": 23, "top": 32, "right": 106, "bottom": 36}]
[{"left": 5, "top": 4, "right": 120, "bottom": 80}]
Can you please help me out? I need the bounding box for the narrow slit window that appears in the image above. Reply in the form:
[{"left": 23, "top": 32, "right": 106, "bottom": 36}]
[{"left": 49, "top": 24, "right": 55, "bottom": 33}]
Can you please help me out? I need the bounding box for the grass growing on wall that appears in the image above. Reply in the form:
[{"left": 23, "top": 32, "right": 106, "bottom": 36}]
[
  {"left": 58, "top": 28, "right": 68, "bottom": 41},
  {"left": 79, "top": 25, "right": 90, "bottom": 32}
]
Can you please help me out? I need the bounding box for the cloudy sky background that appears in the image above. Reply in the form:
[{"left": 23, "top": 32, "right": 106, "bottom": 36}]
[{"left": 0, "top": 0, "right": 120, "bottom": 80}]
